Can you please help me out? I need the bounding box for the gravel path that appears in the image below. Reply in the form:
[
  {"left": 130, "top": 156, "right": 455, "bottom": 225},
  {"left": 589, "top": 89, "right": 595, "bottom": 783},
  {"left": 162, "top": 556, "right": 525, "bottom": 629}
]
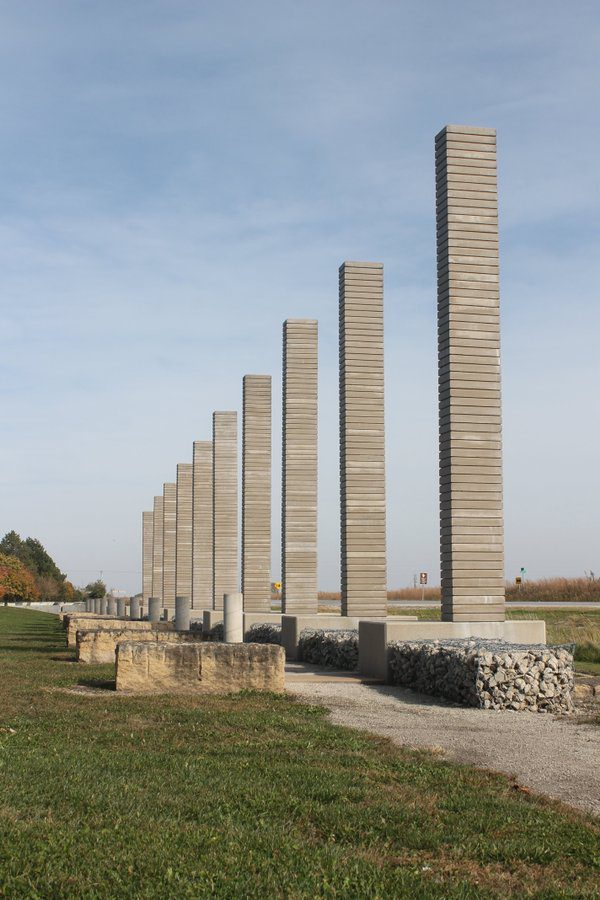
[{"left": 287, "top": 676, "right": 600, "bottom": 816}]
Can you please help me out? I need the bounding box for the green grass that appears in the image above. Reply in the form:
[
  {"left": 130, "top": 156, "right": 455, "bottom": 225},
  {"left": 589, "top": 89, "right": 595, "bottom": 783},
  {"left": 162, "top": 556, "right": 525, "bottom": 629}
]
[{"left": 1, "top": 609, "right": 599, "bottom": 898}]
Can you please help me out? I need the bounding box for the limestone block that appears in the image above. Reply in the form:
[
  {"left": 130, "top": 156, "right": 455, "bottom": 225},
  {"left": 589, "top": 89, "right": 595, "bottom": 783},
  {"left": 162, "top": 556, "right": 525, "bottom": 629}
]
[
  {"left": 115, "top": 641, "right": 285, "bottom": 694},
  {"left": 63, "top": 613, "right": 101, "bottom": 647},
  {"left": 76, "top": 626, "right": 193, "bottom": 665}
]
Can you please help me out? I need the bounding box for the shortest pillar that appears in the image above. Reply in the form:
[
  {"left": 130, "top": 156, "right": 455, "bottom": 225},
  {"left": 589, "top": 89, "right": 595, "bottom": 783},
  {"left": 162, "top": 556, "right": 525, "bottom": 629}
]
[
  {"left": 107, "top": 597, "right": 117, "bottom": 616},
  {"left": 224, "top": 593, "right": 243, "bottom": 643},
  {"left": 117, "top": 598, "right": 126, "bottom": 617},
  {"left": 130, "top": 597, "right": 140, "bottom": 620},
  {"left": 148, "top": 597, "right": 161, "bottom": 623},
  {"left": 175, "top": 596, "right": 191, "bottom": 632}
]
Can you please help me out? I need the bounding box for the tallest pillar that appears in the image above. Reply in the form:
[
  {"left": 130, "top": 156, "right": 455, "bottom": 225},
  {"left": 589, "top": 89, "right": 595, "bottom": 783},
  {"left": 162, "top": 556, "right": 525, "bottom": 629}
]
[{"left": 436, "top": 125, "right": 505, "bottom": 622}]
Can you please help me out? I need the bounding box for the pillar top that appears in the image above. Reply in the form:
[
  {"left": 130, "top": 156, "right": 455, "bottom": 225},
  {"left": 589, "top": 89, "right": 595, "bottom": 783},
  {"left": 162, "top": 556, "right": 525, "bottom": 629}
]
[
  {"left": 339, "top": 260, "right": 382, "bottom": 270},
  {"left": 435, "top": 124, "right": 496, "bottom": 140},
  {"left": 284, "top": 318, "right": 317, "bottom": 326}
]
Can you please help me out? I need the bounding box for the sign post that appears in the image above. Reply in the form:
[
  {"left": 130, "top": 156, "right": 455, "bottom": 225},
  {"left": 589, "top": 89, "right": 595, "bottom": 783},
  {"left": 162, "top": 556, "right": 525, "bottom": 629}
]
[{"left": 419, "top": 572, "right": 427, "bottom": 603}]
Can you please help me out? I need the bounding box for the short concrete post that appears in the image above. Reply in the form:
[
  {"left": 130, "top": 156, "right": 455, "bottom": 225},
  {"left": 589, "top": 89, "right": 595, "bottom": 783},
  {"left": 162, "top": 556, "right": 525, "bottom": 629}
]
[
  {"left": 130, "top": 596, "right": 141, "bottom": 620},
  {"left": 148, "top": 597, "right": 161, "bottom": 623},
  {"left": 117, "top": 598, "right": 126, "bottom": 617},
  {"left": 101, "top": 597, "right": 109, "bottom": 615},
  {"left": 86, "top": 598, "right": 93, "bottom": 612},
  {"left": 223, "top": 593, "right": 243, "bottom": 643},
  {"left": 175, "top": 595, "right": 191, "bottom": 632},
  {"left": 107, "top": 597, "right": 117, "bottom": 616}
]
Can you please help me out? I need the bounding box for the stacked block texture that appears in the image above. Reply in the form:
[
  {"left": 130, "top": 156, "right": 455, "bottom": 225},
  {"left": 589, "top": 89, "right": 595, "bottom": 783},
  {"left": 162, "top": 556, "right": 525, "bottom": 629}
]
[
  {"left": 175, "top": 463, "right": 193, "bottom": 599},
  {"left": 212, "top": 412, "right": 238, "bottom": 610},
  {"left": 388, "top": 639, "right": 574, "bottom": 712},
  {"left": 339, "top": 261, "right": 387, "bottom": 617},
  {"left": 151, "top": 495, "right": 164, "bottom": 601},
  {"left": 142, "top": 511, "right": 153, "bottom": 603},
  {"left": 242, "top": 375, "right": 272, "bottom": 612},
  {"left": 192, "top": 441, "right": 213, "bottom": 610},
  {"left": 436, "top": 125, "right": 505, "bottom": 621},
  {"left": 162, "top": 482, "right": 177, "bottom": 608},
  {"left": 281, "top": 320, "right": 318, "bottom": 613}
]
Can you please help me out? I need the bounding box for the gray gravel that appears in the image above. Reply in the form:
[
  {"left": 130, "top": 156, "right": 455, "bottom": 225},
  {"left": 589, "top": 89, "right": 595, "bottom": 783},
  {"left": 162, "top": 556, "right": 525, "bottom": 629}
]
[{"left": 288, "top": 678, "right": 600, "bottom": 816}]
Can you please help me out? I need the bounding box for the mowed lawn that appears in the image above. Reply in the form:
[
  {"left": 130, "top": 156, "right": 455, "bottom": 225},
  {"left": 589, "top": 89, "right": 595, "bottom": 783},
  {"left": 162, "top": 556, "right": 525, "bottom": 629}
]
[{"left": 0, "top": 609, "right": 599, "bottom": 898}]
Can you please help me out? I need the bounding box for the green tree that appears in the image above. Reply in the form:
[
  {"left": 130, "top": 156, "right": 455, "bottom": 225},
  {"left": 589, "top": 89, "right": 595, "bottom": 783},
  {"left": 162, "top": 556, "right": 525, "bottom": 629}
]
[
  {"left": 85, "top": 580, "right": 106, "bottom": 599},
  {"left": 24, "top": 537, "right": 65, "bottom": 581},
  {"left": 0, "top": 531, "right": 36, "bottom": 572}
]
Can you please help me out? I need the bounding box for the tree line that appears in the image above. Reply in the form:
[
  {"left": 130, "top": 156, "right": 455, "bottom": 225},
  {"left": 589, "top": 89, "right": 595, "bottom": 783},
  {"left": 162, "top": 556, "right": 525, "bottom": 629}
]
[{"left": 0, "top": 531, "right": 106, "bottom": 603}]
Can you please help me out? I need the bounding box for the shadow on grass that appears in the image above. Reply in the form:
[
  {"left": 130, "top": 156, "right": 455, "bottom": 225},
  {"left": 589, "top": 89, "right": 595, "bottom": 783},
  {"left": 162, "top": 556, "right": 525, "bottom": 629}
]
[{"left": 77, "top": 677, "right": 116, "bottom": 691}]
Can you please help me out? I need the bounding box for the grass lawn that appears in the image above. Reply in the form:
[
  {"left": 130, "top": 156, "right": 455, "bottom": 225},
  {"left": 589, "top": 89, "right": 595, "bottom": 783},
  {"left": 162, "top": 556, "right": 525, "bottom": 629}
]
[{"left": 1, "top": 608, "right": 599, "bottom": 897}]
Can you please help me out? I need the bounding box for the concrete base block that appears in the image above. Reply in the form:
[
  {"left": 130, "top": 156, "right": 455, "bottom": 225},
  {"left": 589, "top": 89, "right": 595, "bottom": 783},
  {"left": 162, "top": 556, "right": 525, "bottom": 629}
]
[
  {"left": 203, "top": 609, "right": 223, "bottom": 632},
  {"left": 243, "top": 612, "right": 282, "bottom": 637},
  {"left": 359, "top": 619, "right": 547, "bottom": 682},
  {"left": 116, "top": 641, "right": 285, "bottom": 694},
  {"left": 281, "top": 614, "right": 418, "bottom": 661}
]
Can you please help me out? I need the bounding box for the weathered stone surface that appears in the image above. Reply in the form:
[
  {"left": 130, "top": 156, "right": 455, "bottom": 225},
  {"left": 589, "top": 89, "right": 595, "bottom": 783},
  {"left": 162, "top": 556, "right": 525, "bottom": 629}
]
[
  {"left": 76, "top": 627, "right": 195, "bottom": 665},
  {"left": 66, "top": 615, "right": 164, "bottom": 649},
  {"left": 388, "top": 639, "right": 573, "bottom": 712},
  {"left": 116, "top": 641, "right": 285, "bottom": 694}
]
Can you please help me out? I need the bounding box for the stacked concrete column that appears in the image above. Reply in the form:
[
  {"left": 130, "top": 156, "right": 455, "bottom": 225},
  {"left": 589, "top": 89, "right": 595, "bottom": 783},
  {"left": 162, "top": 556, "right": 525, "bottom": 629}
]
[
  {"left": 212, "top": 412, "right": 238, "bottom": 610},
  {"left": 281, "top": 320, "right": 318, "bottom": 614},
  {"left": 162, "top": 482, "right": 177, "bottom": 610},
  {"left": 151, "top": 495, "right": 164, "bottom": 602},
  {"left": 192, "top": 440, "right": 213, "bottom": 610},
  {"left": 339, "top": 262, "right": 387, "bottom": 617},
  {"left": 435, "top": 124, "right": 505, "bottom": 622},
  {"left": 242, "top": 375, "right": 272, "bottom": 612},
  {"left": 142, "top": 511, "right": 153, "bottom": 606},
  {"left": 175, "top": 463, "right": 193, "bottom": 602}
]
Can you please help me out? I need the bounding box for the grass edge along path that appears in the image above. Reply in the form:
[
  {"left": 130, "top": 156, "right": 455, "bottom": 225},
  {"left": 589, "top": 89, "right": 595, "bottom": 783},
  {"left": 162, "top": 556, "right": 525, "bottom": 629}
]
[{"left": 0, "top": 608, "right": 599, "bottom": 898}]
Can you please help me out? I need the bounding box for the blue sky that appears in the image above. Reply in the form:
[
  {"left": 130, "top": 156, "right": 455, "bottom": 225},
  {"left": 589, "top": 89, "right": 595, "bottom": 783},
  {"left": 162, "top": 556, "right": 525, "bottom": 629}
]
[{"left": 1, "top": 1, "right": 598, "bottom": 593}]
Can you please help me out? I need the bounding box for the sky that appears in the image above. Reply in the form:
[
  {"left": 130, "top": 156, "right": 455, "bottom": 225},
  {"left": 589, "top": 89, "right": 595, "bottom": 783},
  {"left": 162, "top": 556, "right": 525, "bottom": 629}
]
[{"left": 1, "top": 0, "right": 599, "bottom": 594}]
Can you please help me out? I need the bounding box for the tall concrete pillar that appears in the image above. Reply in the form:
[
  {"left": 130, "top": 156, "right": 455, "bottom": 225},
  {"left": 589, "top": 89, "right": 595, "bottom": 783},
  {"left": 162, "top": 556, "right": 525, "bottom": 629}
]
[
  {"left": 281, "top": 319, "right": 318, "bottom": 614},
  {"left": 339, "top": 262, "right": 387, "bottom": 617},
  {"left": 142, "top": 511, "right": 153, "bottom": 606},
  {"left": 212, "top": 412, "right": 238, "bottom": 610},
  {"left": 242, "top": 375, "right": 272, "bottom": 612},
  {"left": 435, "top": 124, "right": 505, "bottom": 622},
  {"left": 151, "top": 495, "right": 164, "bottom": 602},
  {"left": 192, "top": 440, "right": 213, "bottom": 610},
  {"left": 162, "top": 482, "right": 177, "bottom": 609},
  {"left": 175, "top": 463, "right": 193, "bottom": 603}
]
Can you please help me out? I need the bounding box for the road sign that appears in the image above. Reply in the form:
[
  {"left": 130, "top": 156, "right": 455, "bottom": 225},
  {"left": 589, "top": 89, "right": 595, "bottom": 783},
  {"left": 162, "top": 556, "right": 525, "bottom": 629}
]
[
  {"left": 419, "top": 572, "right": 427, "bottom": 585},
  {"left": 515, "top": 576, "right": 522, "bottom": 585},
  {"left": 520, "top": 567, "right": 526, "bottom": 574}
]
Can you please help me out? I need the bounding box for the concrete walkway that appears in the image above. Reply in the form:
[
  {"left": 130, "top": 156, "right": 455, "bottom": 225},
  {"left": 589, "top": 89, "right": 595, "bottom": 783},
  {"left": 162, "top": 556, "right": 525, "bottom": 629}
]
[{"left": 285, "top": 663, "right": 600, "bottom": 817}]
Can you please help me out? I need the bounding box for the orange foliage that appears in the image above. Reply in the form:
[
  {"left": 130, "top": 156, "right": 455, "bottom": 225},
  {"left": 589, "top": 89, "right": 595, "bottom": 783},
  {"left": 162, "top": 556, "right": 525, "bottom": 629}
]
[{"left": 0, "top": 553, "right": 40, "bottom": 602}]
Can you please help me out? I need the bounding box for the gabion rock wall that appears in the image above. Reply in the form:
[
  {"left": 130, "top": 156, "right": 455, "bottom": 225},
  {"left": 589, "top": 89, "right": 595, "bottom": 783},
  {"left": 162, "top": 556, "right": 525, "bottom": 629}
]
[
  {"left": 298, "top": 629, "right": 358, "bottom": 670},
  {"left": 388, "top": 639, "right": 574, "bottom": 712},
  {"left": 245, "top": 623, "right": 282, "bottom": 644}
]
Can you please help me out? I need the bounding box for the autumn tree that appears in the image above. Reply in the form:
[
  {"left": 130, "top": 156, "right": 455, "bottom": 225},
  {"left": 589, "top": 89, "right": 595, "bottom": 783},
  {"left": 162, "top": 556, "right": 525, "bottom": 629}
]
[{"left": 0, "top": 553, "right": 40, "bottom": 603}]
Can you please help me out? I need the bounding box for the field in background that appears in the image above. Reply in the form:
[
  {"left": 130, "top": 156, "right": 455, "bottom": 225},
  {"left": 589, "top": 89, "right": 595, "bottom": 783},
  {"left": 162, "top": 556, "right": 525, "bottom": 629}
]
[{"left": 318, "top": 577, "right": 600, "bottom": 604}]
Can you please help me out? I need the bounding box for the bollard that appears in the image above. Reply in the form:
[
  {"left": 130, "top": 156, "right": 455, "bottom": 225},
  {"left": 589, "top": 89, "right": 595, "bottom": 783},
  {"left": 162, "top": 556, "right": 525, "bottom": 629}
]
[
  {"left": 101, "top": 597, "right": 109, "bottom": 615},
  {"left": 117, "top": 598, "right": 126, "bottom": 617},
  {"left": 129, "top": 597, "right": 140, "bottom": 620},
  {"left": 107, "top": 597, "right": 117, "bottom": 616},
  {"left": 223, "top": 593, "right": 244, "bottom": 643},
  {"left": 148, "top": 597, "right": 161, "bottom": 623},
  {"left": 86, "top": 598, "right": 93, "bottom": 613},
  {"left": 175, "top": 596, "right": 191, "bottom": 632}
]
